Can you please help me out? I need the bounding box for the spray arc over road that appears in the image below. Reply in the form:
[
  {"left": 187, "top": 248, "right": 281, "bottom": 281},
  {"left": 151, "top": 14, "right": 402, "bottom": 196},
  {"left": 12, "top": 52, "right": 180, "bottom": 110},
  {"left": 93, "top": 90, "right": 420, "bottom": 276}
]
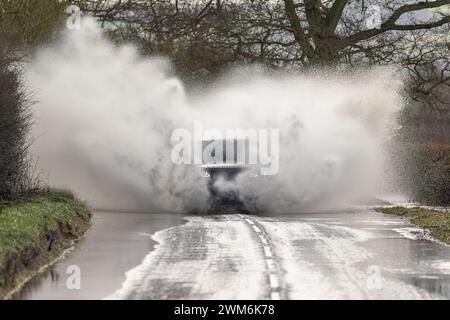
[{"left": 28, "top": 18, "right": 402, "bottom": 214}]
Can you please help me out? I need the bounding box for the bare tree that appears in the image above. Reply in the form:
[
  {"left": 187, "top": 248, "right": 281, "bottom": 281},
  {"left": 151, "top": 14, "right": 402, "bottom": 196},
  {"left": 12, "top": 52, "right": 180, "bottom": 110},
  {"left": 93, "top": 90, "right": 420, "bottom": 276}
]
[
  {"left": 76, "top": 1, "right": 450, "bottom": 73},
  {"left": 0, "top": 64, "right": 33, "bottom": 197},
  {"left": 0, "top": 1, "right": 67, "bottom": 197},
  {"left": 0, "top": 0, "right": 69, "bottom": 63}
]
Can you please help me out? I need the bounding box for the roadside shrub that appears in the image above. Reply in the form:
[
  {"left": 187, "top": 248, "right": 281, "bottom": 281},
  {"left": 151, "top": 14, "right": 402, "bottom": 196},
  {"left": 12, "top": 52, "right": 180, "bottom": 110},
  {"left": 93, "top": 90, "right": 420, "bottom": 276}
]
[
  {"left": 0, "top": 63, "right": 33, "bottom": 198},
  {"left": 394, "top": 142, "right": 450, "bottom": 205}
]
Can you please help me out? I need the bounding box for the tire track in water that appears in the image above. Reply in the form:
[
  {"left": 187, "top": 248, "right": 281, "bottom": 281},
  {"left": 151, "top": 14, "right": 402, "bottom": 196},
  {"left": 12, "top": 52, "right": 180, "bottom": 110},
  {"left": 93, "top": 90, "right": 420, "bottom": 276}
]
[{"left": 238, "top": 214, "right": 284, "bottom": 300}]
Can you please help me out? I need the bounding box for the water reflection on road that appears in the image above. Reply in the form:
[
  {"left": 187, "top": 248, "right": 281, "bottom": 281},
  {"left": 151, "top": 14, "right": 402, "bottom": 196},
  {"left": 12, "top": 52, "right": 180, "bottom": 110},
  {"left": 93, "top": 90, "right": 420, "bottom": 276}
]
[
  {"left": 15, "top": 211, "right": 184, "bottom": 300},
  {"left": 14, "top": 209, "right": 450, "bottom": 300}
]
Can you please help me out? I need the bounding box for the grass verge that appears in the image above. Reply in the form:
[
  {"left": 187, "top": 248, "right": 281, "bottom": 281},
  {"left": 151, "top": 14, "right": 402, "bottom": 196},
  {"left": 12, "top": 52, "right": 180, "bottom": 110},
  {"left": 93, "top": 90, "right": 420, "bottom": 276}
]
[
  {"left": 375, "top": 207, "right": 450, "bottom": 245},
  {"left": 0, "top": 191, "right": 91, "bottom": 299}
]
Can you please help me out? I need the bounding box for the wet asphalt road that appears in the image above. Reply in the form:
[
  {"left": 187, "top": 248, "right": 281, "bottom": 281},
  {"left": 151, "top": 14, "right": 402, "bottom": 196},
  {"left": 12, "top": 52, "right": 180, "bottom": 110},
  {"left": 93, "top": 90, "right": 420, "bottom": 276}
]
[{"left": 108, "top": 209, "right": 450, "bottom": 300}]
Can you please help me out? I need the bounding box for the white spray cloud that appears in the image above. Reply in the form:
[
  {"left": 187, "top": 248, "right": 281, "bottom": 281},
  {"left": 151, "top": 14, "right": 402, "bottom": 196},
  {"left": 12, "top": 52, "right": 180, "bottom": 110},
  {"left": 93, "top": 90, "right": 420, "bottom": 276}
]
[{"left": 27, "top": 19, "right": 403, "bottom": 213}]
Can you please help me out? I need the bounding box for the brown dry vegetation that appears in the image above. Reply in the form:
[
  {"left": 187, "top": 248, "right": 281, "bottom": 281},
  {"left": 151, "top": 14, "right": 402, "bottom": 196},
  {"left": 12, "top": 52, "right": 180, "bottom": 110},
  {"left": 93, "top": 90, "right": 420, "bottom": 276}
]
[{"left": 392, "top": 142, "right": 450, "bottom": 205}]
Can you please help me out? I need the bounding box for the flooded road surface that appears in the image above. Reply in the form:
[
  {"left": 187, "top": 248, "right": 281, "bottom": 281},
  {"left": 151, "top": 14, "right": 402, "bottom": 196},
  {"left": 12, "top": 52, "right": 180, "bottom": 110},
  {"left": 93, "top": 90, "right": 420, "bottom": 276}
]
[
  {"left": 108, "top": 210, "right": 450, "bottom": 300},
  {"left": 17, "top": 209, "right": 450, "bottom": 299},
  {"left": 16, "top": 211, "right": 184, "bottom": 300}
]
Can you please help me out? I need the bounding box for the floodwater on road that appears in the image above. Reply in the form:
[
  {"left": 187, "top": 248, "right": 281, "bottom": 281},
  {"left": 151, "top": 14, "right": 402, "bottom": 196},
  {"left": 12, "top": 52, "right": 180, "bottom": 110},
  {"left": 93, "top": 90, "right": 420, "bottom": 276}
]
[
  {"left": 14, "top": 211, "right": 185, "bottom": 300},
  {"left": 14, "top": 208, "right": 450, "bottom": 300},
  {"left": 107, "top": 211, "right": 450, "bottom": 300}
]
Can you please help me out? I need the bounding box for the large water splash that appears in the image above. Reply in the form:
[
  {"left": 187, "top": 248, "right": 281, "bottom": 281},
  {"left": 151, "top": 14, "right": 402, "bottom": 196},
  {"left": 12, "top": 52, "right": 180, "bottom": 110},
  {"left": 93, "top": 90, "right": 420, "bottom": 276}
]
[{"left": 27, "top": 19, "right": 403, "bottom": 213}]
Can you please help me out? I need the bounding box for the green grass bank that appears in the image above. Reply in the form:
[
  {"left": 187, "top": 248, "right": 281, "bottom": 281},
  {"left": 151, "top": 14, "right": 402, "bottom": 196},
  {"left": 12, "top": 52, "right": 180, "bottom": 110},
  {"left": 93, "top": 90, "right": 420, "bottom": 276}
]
[
  {"left": 0, "top": 192, "right": 91, "bottom": 299},
  {"left": 376, "top": 206, "right": 450, "bottom": 245}
]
